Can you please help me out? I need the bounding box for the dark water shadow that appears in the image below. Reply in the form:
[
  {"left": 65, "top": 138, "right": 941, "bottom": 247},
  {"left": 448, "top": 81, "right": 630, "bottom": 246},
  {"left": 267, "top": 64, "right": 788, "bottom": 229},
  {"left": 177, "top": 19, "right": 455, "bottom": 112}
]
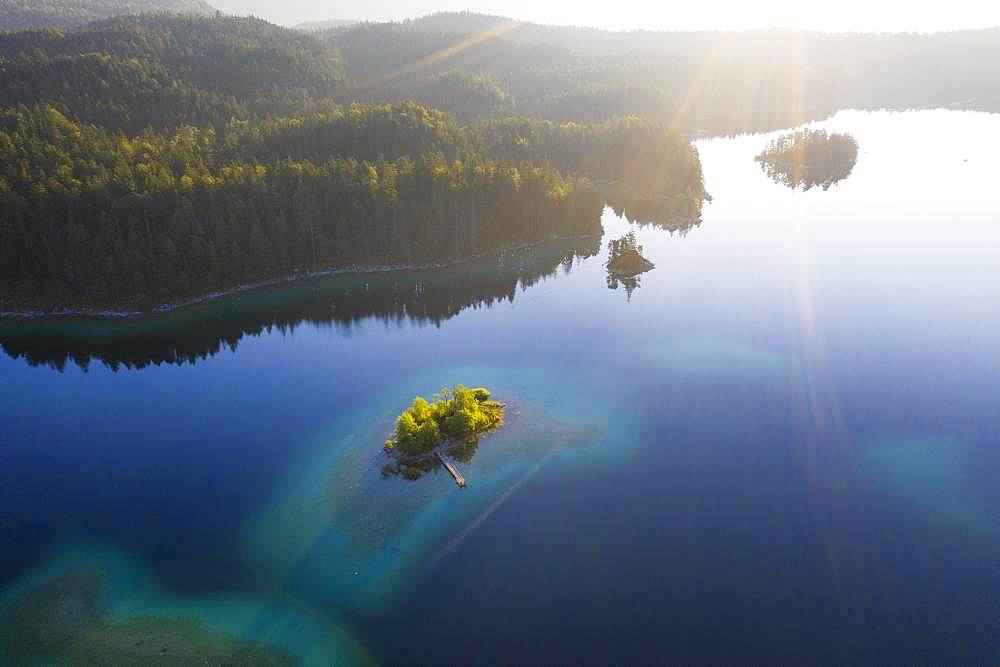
[{"left": 0, "top": 237, "right": 600, "bottom": 372}]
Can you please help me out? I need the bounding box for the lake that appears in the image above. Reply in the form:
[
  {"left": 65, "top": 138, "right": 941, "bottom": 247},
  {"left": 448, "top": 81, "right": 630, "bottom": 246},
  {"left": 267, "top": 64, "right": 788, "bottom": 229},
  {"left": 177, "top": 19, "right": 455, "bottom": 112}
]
[{"left": 1, "top": 109, "right": 998, "bottom": 664}]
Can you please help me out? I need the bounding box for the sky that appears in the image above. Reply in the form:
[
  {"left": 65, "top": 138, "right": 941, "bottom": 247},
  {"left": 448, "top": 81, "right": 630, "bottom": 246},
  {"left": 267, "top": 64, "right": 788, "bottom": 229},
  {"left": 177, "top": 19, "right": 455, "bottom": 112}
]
[{"left": 209, "top": 0, "right": 1000, "bottom": 32}]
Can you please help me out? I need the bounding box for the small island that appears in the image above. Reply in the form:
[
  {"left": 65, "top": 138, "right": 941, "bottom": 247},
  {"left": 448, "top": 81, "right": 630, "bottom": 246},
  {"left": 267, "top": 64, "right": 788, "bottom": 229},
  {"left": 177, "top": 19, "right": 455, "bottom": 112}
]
[
  {"left": 755, "top": 128, "right": 859, "bottom": 190},
  {"left": 606, "top": 232, "right": 654, "bottom": 300},
  {"left": 382, "top": 385, "right": 505, "bottom": 483},
  {"left": 606, "top": 232, "right": 655, "bottom": 278}
]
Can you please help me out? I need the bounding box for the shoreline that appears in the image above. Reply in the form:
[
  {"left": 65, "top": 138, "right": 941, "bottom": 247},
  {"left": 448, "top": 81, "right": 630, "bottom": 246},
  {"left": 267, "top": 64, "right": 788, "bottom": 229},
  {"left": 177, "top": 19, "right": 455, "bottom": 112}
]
[{"left": 0, "top": 233, "right": 601, "bottom": 322}]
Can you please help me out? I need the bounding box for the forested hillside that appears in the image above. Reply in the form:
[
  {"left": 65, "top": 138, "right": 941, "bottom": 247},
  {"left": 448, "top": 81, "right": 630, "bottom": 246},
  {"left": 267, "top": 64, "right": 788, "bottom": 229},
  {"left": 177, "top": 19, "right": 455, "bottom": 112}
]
[
  {"left": 0, "top": 8, "right": 708, "bottom": 317},
  {"left": 0, "top": 103, "right": 610, "bottom": 310},
  {"left": 0, "top": 0, "right": 214, "bottom": 31},
  {"left": 0, "top": 14, "right": 711, "bottom": 313}
]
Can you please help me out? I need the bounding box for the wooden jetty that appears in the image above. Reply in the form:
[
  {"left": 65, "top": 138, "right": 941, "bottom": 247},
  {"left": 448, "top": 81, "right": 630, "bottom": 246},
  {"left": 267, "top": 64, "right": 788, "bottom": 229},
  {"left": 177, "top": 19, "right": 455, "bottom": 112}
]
[{"left": 436, "top": 451, "right": 466, "bottom": 488}]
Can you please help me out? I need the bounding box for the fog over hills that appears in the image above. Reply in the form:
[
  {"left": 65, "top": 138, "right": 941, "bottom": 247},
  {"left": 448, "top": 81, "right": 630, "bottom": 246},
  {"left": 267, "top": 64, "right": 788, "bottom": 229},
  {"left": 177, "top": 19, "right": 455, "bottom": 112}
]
[
  {"left": 326, "top": 11, "right": 1000, "bottom": 126},
  {"left": 294, "top": 18, "right": 356, "bottom": 32},
  {"left": 191, "top": 0, "right": 1000, "bottom": 32}
]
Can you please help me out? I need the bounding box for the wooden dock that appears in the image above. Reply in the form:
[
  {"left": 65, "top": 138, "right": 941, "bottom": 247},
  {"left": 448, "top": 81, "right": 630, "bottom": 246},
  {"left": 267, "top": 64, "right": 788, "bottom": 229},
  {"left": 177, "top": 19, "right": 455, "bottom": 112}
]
[{"left": 436, "top": 451, "right": 466, "bottom": 488}]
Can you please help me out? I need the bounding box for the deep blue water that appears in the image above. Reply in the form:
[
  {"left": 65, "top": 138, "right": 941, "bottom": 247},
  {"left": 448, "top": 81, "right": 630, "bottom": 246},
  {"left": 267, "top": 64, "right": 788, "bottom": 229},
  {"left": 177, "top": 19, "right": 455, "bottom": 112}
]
[{"left": 1, "top": 110, "right": 999, "bottom": 663}]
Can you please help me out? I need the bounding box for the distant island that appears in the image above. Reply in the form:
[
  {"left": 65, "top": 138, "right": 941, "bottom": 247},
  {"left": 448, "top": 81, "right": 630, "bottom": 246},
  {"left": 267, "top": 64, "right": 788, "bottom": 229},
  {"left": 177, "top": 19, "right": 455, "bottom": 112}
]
[
  {"left": 606, "top": 232, "right": 654, "bottom": 278},
  {"left": 755, "top": 129, "right": 859, "bottom": 190},
  {"left": 606, "top": 232, "right": 654, "bottom": 299},
  {"left": 383, "top": 385, "right": 505, "bottom": 481}
]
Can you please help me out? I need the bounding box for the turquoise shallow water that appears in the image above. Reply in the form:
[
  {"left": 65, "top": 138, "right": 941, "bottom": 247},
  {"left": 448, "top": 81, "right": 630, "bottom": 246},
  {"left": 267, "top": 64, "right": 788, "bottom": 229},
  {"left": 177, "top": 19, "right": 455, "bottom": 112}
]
[
  {"left": 0, "top": 540, "right": 371, "bottom": 664},
  {"left": 2, "top": 110, "right": 1000, "bottom": 663},
  {"left": 243, "top": 363, "right": 624, "bottom": 616}
]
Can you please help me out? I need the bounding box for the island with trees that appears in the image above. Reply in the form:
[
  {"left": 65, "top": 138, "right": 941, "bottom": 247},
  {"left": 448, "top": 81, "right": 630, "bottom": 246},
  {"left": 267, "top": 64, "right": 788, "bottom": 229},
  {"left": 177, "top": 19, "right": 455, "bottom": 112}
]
[
  {"left": 382, "top": 385, "right": 505, "bottom": 481},
  {"left": 755, "top": 128, "right": 859, "bottom": 190},
  {"left": 606, "top": 231, "right": 654, "bottom": 299}
]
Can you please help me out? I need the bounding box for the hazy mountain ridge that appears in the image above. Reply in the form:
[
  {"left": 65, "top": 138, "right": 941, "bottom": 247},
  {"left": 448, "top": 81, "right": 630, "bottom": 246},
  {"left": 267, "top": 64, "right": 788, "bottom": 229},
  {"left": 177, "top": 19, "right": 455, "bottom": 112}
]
[
  {"left": 328, "top": 19, "right": 832, "bottom": 130},
  {"left": 410, "top": 11, "right": 1000, "bottom": 58},
  {"left": 332, "top": 11, "right": 1000, "bottom": 124}
]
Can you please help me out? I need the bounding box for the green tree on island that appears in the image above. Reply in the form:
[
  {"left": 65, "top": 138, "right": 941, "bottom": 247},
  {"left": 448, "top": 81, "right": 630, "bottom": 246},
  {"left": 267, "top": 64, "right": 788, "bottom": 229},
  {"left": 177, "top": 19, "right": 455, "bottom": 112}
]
[{"left": 386, "top": 385, "right": 504, "bottom": 457}]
